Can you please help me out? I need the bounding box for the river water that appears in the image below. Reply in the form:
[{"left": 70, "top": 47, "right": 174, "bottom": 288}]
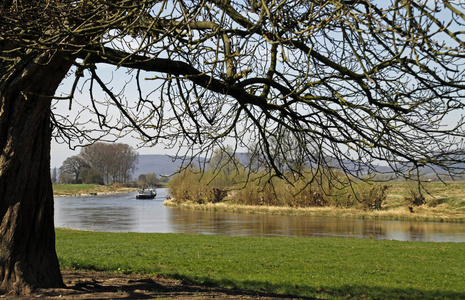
[{"left": 54, "top": 188, "right": 465, "bottom": 242}]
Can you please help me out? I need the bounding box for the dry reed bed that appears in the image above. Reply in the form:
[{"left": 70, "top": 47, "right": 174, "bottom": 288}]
[{"left": 164, "top": 199, "right": 465, "bottom": 223}]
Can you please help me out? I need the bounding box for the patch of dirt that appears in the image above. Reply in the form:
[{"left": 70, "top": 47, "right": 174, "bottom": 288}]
[{"left": 2, "top": 270, "right": 309, "bottom": 299}]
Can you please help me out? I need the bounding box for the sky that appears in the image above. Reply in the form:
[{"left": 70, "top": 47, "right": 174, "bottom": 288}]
[{"left": 51, "top": 142, "right": 77, "bottom": 169}]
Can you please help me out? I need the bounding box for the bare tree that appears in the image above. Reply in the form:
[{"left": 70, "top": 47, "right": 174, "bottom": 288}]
[
  {"left": 58, "top": 172, "right": 74, "bottom": 184},
  {"left": 51, "top": 167, "right": 57, "bottom": 184},
  {"left": 113, "top": 143, "right": 139, "bottom": 183},
  {"left": 208, "top": 146, "right": 243, "bottom": 177},
  {"left": 138, "top": 173, "right": 158, "bottom": 188},
  {"left": 81, "top": 168, "right": 104, "bottom": 185},
  {"left": 80, "top": 143, "right": 138, "bottom": 184},
  {"left": 80, "top": 144, "right": 110, "bottom": 183},
  {"left": 59, "top": 155, "right": 88, "bottom": 183},
  {"left": 248, "top": 128, "right": 322, "bottom": 179},
  {"left": 2, "top": 0, "right": 465, "bottom": 295}
]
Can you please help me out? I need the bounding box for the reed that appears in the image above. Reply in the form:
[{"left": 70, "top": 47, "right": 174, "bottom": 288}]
[{"left": 165, "top": 199, "right": 465, "bottom": 222}]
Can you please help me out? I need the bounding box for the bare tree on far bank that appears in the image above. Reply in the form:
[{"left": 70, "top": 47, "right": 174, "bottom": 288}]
[
  {"left": 2, "top": 0, "right": 465, "bottom": 295},
  {"left": 138, "top": 173, "right": 158, "bottom": 188},
  {"left": 59, "top": 143, "right": 138, "bottom": 184},
  {"left": 59, "top": 155, "right": 89, "bottom": 184}
]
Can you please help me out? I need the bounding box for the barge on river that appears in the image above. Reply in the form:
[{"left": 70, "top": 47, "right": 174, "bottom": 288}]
[{"left": 136, "top": 188, "right": 157, "bottom": 199}]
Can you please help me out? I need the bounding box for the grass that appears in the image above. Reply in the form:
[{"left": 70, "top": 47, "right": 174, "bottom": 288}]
[
  {"left": 56, "top": 229, "right": 465, "bottom": 299},
  {"left": 53, "top": 184, "right": 135, "bottom": 197}
]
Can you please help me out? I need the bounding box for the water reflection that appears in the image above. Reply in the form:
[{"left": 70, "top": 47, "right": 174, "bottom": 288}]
[{"left": 55, "top": 188, "right": 465, "bottom": 242}]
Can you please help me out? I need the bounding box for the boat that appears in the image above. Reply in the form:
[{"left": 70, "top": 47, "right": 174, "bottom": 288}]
[{"left": 136, "top": 188, "right": 157, "bottom": 199}]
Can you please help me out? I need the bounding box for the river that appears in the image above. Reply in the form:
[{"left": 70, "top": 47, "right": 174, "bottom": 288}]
[{"left": 54, "top": 188, "right": 465, "bottom": 242}]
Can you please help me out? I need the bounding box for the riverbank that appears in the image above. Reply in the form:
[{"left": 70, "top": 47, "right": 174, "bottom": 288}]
[
  {"left": 165, "top": 199, "right": 465, "bottom": 223},
  {"left": 53, "top": 184, "right": 137, "bottom": 197},
  {"left": 54, "top": 229, "right": 465, "bottom": 299},
  {"left": 165, "top": 181, "right": 465, "bottom": 223}
]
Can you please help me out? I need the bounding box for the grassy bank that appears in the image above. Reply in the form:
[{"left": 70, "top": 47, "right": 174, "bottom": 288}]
[
  {"left": 166, "top": 181, "right": 465, "bottom": 223},
  {"left": 53, "top": 184, "right": 136, "bottom": 197},
  {"left": 56, "top": 229, "right": 465, "bottom": 299}
]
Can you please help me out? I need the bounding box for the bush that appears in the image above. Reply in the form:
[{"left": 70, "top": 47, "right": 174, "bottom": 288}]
[
  {"left": 358, "top": 184, "right": 390, "bottom": 210},
  {"left": 291, "top": 186, "right": 330, "bottom": 207},
  {"left": 167, "top": 169, "right": 200, "bottom": 203},
  {"left": 112, "top": 182, "right": 123, "bottom": 190},
  {"left": 168, "top": 166, "right": 392, "bottom": 210},
  {"left": 168, "top": 168, "right": 243, "bottom": 204},
  {"left": 233, "top": 181, "right": 283, "bottom": 206},
  {"left": 404, "top": 188, "right": 425, "bottom": 206},
  {"left": 206, "top": 188, "right": 228, "bottom": 203}
]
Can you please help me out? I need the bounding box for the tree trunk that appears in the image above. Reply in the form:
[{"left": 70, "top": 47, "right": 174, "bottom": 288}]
[{"left": 0, "top": 52, "right": 72, "bottom": 295}]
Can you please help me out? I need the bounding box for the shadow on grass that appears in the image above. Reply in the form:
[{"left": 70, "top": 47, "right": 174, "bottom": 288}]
[
  {"left": 42, "top": 270, "right": 314, "bottom": 299},
  {"left": 172, "top": 274, "right": 465, "bottom": 300},
  {"left": 60, "top": 265, "right": 463, "bottom": 299}
]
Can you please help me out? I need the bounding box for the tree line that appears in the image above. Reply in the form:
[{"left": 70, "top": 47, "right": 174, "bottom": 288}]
[{"left": 59, "top": 142, "right": 138, "bottom": 184}]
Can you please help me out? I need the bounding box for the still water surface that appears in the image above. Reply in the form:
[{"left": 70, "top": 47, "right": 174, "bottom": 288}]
[{"left": 55, "top": 188, "right": 465, "bottom": 242}]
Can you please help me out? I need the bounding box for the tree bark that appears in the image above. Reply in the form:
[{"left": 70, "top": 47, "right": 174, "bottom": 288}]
[{"left": 0, "top": 52, "right": 72, "bottom": 295}]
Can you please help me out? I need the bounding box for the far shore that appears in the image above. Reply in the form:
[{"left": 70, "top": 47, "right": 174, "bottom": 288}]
[
  {"left": 54, "top": 189, "right": 137, "bottom": 197},
  {"left": 53, "top": 183, "right": 138, "bottom": 197}
]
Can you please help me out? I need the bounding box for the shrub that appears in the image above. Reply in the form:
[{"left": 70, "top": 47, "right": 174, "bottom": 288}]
[
  {"left": 359, "top": 184, "right": 390, "bottom": 210},
  {"left": 404, "top": 188, "right": 425, "bottom": 206},
  {"left": 112, "top": 182, "right": 123, "bottom": 190},
  {"left": 233, "top": 182, "right": 275, "bottom": 206},
  {"left": 208, "top": 188, "right": 228, "bottom": 203},
  {"left": 292, "top": 186, "right": 330, "bottom": 207},
  {"left": 168, "top": 167, "right": 245, "bottom": 204},
  {"left": 168, "top": 166, "right": 392, "bottom": 210},
  {"left": 167, "top": 169, "right": 200, "bottom": 203}
]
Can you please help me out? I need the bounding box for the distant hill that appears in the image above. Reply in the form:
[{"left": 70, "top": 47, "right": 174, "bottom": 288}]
[
  {"left": 133, "top": 153, "right": 249, "bottom": 179},
  {"left": 133, "top": 153, "right": 391, "bottom": 179},
  {"left": 134, "top": 154, "right": 186, "bottom": 179}
]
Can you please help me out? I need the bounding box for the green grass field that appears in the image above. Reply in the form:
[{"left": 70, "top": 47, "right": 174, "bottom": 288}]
[
  {"left": 53, "top": 184, "right": 135, "bottom": 196},
  {"left": 56, "top": 229, "right": 465, "bottom": 299},
  {"left": 53, "top": 184, "right": 99, "bottom": 195}
]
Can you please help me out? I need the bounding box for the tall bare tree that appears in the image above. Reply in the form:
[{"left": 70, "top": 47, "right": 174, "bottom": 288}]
[
  {"left": 112, "top": 143, "right": 139, "bottom": 183},
  {"left": 59, "top": 155, "right": 88, "bottom": 183},
  {"left": 138, "top": 173, "right": 158, "bottom": 188},
  {"left": 80, "top": 143, "right": 138, "bottom": 184},
  {"left": 51, "top": 167, "right": 57, "bottom": 184},
  {"left": 2, "top": 0, "right": 465, "bottom": 295}
]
